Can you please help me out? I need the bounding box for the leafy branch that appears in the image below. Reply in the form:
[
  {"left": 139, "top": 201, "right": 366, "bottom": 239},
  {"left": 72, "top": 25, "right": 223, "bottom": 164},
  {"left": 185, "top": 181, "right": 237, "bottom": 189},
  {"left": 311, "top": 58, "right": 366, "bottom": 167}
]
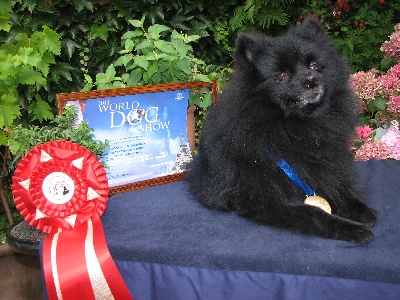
[
  {"left": 82, "top": 17, "right": 227, "bottom": 109},
  {"left": 9, "top": 105, "right": 109, "bottom": 169}
]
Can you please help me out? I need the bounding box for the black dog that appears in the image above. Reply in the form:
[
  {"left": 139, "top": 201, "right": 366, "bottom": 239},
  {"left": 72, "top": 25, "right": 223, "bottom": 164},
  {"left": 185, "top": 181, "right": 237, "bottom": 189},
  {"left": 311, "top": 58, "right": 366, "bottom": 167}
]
[{"left": 186, "top": 17, "right": 377, "bottom": 243}]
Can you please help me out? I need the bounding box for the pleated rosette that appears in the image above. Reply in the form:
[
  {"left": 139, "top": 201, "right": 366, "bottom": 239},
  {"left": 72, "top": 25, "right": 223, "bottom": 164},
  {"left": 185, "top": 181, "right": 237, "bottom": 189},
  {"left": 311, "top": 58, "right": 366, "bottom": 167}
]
[{"left": 12, "top": 141, "right": 132, "bottom": 300}]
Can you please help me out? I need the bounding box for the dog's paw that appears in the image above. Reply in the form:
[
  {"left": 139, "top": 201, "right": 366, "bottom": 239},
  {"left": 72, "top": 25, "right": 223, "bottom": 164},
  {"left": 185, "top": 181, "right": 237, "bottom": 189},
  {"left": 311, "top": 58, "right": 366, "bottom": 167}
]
[
  {"left": 358, "top": 207, "right": 378, "bottom": 227},
  {"left": 340, "top": 204, "right": 378, "bottom": 227},
  {"left": 336, "top": 223, "right": 374, "bottom": 243}
]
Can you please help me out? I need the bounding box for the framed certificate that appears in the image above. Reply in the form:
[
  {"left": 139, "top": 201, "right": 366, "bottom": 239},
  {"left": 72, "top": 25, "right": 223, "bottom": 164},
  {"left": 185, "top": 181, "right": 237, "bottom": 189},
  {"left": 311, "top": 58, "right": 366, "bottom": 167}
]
[{"left": 57, "top": 81, "right": 217, "bottom": 195}]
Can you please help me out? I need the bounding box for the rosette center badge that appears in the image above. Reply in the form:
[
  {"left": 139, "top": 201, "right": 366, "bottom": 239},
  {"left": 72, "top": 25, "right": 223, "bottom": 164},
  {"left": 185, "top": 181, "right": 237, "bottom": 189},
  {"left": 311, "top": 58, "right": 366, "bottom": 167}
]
[{"left": 42, "top": 171, "right": 75, "bottom": 205}]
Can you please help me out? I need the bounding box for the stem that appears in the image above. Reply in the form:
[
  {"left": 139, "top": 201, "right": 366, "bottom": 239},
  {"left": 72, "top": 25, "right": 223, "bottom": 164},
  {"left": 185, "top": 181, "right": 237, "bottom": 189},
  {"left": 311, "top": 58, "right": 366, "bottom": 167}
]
[
  {"left": 0, "top": 147, "right": 13, "bottom": 225},
  {"left": 0, "top": 182, "right": 13, "bottom": 225}
]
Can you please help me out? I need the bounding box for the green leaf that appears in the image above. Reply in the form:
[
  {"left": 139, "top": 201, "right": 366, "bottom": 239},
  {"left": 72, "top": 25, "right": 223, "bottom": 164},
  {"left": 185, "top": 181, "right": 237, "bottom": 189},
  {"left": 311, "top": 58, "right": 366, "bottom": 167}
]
[
  {"left": 105, "top": 64, "right": 116, "bottom": 78},
  {"left": 30, "top": 96, "right": 54, "bottom": 123},
  {"left": 143, "top": 63, "right": 158, "bottom": 83},
  {"left": 193, "top": 73, "right": 211, "bottom": 82},
  {"left": 112, "top": 81, "right": 126, "bottom": 88},
  {"left": 201, "top": 93, "right": 213, "bottom": 109},
  {"left": 0, "top": 129, "right": 7, "bottom": 146},
  {"left": 0, "top": 51, "right": 13, "bottom": 81},
  {"left": 151, "top": 70, "right": 163, "bottom": 84},
  {"left": 147, "top": 24, "right": 170, "bottom": 40},
  {"left": 0, "top": 93, "right": 20, "bottom": 128},
  {"left": 63, "top": 38, "right": 82, "bottom": 59},
  {"left": 37, "top": 52, "right": 56, "bottom": 77},
  {"left": 154, "top": 40, "right": 176, "bottom": 54},
  {"left": 20, "top": 0, "right": 37, "bottom": 13},
  {"left": 81, "top": 74, "right": 94, "bottom": 91},
  {"left": 90, "top": 24, "right": 110, "bottom": 41},
  {"left": 16, "top": 47, "right": 42, "bottom": 66},
  {"left": 16, "top": 66, "right": 46, "bottom": 85},
  {"left": 0, "top": 1, "right": 12, "bottom": 32},
  {"left": 172, "top": 39, "right": 190, "bottom": 58},
  {"left": 95, "top": 65, "right": 117, "bottom": 89},
  {"left": 177, "top": 57, "right": 191, "bottom": 75},
  {"left": 171, "top": 30, "right": 184, "bottom": 40},
  {"left": 158, "top": 61, "right": 171, "bottom": 73},
  {"left": 128, "top": 19, "right": 143, "bottom": 28},
  {"left": 0, "top": 14, "right": 11, "bottom": 32},
  {"left": 135, "top": 40, "right": 152, "bottom": 52},
  {"left": 170, "top": 61, "right": 183, "bottom": 79},
  {"left": 121, "top": 30, "right": 143, "bottom": 40},
  {"left": 51, "top": 62, "right": 75, "bottom": 82},
  {"left": 127, "top": 69, "right": 143, "bottom": 86},
  {"left": 124, "top": 39, "right": 135, "bottom": 51},
  {"left": 15, "top": 33, "right": 29, "bottom": 48},
  {"left": 186, "top": 35, "right": 201, "bottom": 43},
  {"left": 134, "top": 56, "right": 148, "bottom": 70},
  {"left": 0, "top": 1, "right": 13, "bottom": 14},
  {"left": 73, "top": 0, "right": 94, "bottom": 12},
  {"left": 373, "top": 97, "right": 387, "bottom": 111},
  {"left": 192, "top": 93, "right": 212, "bottom": 109},
  {"left": 32, "top": 26, "right": 61, "bottom": 55},
  {"left": 115, "top": 54, "right": 134, "bottom": 67}
]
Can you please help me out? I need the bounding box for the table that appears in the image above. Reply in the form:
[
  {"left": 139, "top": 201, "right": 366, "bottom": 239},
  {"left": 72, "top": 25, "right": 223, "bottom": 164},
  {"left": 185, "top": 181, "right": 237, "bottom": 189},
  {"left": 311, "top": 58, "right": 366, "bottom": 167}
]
[{"left": 99, "top": 159, "right": 400, "bottom": 300}]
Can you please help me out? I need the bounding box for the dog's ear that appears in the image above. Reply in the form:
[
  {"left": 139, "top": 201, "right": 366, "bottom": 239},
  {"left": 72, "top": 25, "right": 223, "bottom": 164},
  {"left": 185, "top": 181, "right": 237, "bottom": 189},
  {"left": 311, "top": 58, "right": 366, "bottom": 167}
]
[
  {"left": 235, "top": 32, "right": 258, "bottom": 63},
  {"left": 235, "top": 32, "right": 271, "bottom": 64},
  {"left": 296, "top": 16, "right": 330, "bottom": 42}
]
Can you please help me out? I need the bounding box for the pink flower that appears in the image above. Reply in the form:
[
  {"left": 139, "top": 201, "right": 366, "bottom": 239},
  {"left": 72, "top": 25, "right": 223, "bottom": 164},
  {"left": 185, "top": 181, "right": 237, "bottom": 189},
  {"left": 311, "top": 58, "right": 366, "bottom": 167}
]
[
  {"left": 355, "top": 140, "right": 391, "bottom": 160},
  {"left": 387, "top": 63, "right": 400, "bottom": 78},
  {"left": 380, "top": 28, "right": 400, "bottom": 62},
  {"left": 374, "top": 74, "right": 400, "bottom": 99},
  {"left": 349, "top": 70, "right": 379, "bottom": 100},
  {"left": 387, "top": 95, "right": 400, "bottom": 113},
  {"left": 381, "top": 125, "right": 400, "bottom": 146},
  {"left": 355, "top": 125, "right": 374, "bottom": 142},
  {"left": 390, "top": 141, "right": 400, "bottom": 159}
]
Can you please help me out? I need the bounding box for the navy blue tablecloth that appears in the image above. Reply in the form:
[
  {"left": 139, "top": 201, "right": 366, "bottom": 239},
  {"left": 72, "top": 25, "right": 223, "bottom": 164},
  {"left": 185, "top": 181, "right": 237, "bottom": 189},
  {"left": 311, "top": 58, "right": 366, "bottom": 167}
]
[{"left": 99, "top": 159, "right": 400, "bottom": 299}]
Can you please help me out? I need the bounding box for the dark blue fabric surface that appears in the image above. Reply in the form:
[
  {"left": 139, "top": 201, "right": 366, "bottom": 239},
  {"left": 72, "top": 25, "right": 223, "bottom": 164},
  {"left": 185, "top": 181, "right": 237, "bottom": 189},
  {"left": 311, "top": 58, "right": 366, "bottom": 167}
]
[
  {"left": 116, "top": 261, "right": 400, "bottom": 300},
  {"left": 102, "top": 159, "right": 400, "bottom": 284}
]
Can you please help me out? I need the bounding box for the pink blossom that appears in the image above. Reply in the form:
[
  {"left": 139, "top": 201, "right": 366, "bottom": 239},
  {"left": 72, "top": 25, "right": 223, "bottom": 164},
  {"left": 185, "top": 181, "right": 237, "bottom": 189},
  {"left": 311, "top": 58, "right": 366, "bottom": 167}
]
[
  {"left": 349, "top": 70, "right": 379, "bottom": 100},
  {"left": 390, "top": 141, "right": 400, "bottom": 159},
  {"left": 387, "top": 63, "right": 400, "bottom": 78},
  {"left": 381, "top": 125, "right": 400, "bottom": 146},
  {"left": 355, "top": 125, "right": 374, "bottom": 142},
  {"left": 380, "top": 27, "right": 400, "bottom": 62},
  {"left": 373, "top": 74, "right": 400, "bottom": 99},
  {"left": 355, "top": 140, "right": 391, "bottom": 160},
  {"left": 387, "top": 95, "right": 400, "bottom": 113}
]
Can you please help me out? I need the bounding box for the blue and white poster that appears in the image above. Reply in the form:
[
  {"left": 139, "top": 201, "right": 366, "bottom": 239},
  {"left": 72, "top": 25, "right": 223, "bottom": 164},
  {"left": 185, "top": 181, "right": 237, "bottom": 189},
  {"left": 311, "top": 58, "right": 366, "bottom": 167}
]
[{"left": 67, "top": 89, "right": 192, "bottom": 187}]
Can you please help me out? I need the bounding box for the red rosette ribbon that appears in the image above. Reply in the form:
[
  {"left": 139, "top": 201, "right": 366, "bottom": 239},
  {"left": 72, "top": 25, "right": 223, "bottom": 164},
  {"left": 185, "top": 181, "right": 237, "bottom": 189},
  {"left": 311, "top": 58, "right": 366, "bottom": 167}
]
[{"left": 12, "top": 141, "right": 132, "bottom": 300}]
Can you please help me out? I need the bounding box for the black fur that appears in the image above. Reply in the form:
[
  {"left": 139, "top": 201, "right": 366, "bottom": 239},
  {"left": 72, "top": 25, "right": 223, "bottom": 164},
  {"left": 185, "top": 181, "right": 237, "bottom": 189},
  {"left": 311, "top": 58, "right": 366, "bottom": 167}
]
[{"left": 186, "top": 17, "right": 378, "bottom": 243}]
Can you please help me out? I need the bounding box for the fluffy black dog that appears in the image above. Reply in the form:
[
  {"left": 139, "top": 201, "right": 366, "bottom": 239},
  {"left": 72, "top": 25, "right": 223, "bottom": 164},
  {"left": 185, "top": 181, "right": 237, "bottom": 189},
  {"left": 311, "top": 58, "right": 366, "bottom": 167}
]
[{"left": 186, "top": 17, "right": 377, "bottom": 243}]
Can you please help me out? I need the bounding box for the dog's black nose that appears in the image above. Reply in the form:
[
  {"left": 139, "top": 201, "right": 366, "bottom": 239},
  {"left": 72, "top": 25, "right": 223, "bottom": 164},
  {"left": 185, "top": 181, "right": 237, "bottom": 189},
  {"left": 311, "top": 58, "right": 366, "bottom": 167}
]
[{"left": 302, "top": 76, "right": 319, "bottom": 89}]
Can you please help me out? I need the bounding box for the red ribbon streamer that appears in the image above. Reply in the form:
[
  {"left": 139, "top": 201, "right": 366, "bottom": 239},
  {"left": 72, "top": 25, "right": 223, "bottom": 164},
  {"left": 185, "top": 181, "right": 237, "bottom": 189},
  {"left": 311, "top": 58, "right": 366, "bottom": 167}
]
[{"left": 12, "top": 141, "right": 132, "bottom": 300}]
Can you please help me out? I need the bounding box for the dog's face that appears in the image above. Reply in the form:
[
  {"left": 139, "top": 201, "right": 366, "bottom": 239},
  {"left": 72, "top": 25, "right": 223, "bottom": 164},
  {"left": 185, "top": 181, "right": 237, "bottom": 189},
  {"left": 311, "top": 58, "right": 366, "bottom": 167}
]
[
  {"left": 234, "top": 17, "right": 349, "bottom": 118},
  {"left": 269, "top": 48, "right": 327, "bottom": 117}
]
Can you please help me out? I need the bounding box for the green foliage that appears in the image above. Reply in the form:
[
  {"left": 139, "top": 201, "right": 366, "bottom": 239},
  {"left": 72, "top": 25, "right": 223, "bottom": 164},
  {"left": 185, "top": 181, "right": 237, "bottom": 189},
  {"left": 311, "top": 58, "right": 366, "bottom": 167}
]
[
  {"left": 82, "top": 18, "right": 228, "bottom": 110},
  {"left": 9, "top": 105, "right": 109, "bottom": 168},
  {"left": 0, "top": 0, "right": 15, "bottom": 32},
  {"left": 0, "top": 20, "right": 61, "bottom": 146},
  {"left": 230, "top": 0, "right": 295, "bottom": 31},
  {"left": 297, "top": 0, "right": 400, "bottom": 72}
]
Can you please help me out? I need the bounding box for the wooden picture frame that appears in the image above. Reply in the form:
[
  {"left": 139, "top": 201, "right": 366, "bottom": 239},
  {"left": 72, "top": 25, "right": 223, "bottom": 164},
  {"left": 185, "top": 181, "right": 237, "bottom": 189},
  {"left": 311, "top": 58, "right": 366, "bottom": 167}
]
[{"left": 57, "top": 81, "right": 218, "bottom": 196}]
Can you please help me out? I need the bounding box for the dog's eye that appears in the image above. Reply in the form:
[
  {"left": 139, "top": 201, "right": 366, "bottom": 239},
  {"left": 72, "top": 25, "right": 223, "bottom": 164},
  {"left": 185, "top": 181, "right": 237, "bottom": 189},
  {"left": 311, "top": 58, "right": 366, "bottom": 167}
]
[
  {"left": 310, "top": 62, "right": 321, "bottom": 71},
  {"left": 275, "top": 71, "right": 289, "bottom": 82}
]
